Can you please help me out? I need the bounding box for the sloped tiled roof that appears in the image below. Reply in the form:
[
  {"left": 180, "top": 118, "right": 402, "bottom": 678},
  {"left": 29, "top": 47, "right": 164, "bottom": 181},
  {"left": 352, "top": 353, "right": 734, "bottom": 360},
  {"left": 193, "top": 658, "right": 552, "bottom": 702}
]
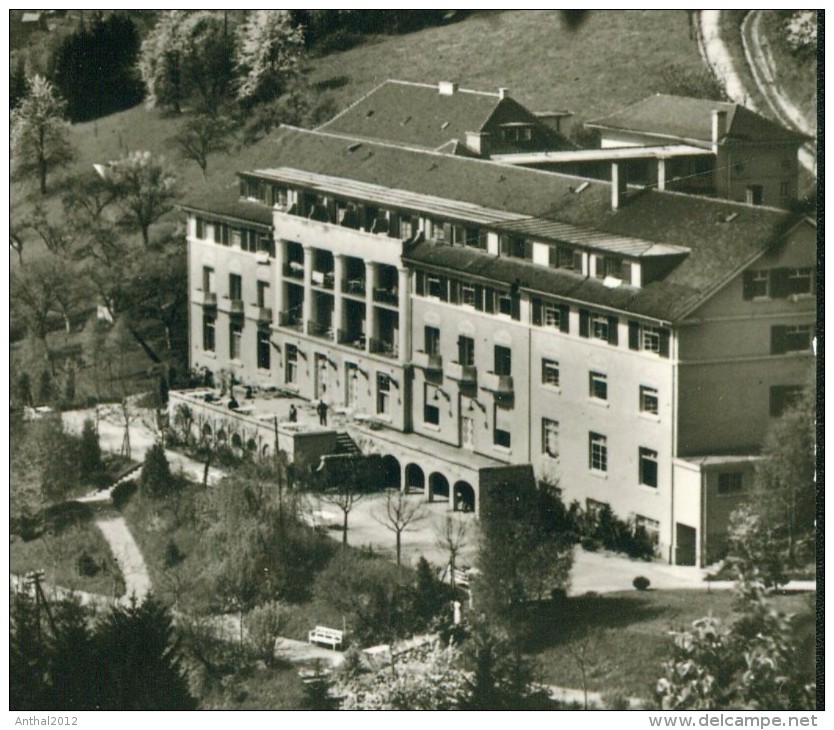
[
  {"left": 185, "top": 126, "right": 802, "bottom": 322},
  {"left": 587, "top": 94, "right": 808, "bottom": 144},
  {"left": 320, "top": 80, "right": 504, "bottom": 150},
  {"left": 319, "top": 79, "right": 573, "bottom": 153}
]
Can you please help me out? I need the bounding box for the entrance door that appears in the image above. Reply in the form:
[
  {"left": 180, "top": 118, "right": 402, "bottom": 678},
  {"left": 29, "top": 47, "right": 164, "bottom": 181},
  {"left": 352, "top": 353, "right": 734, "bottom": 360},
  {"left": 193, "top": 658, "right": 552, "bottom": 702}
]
[
  {"left": 346, "top": 364, "right": 359, "bottom": 408},
  {"left": 461, "top": 416, "right": 475, "bottom": 450},
  {"left": 315, "top": 354, "right": 329, "bottom": 399},
  {"left": 675, "top": 523, "right": 697, "bottom": 566}
]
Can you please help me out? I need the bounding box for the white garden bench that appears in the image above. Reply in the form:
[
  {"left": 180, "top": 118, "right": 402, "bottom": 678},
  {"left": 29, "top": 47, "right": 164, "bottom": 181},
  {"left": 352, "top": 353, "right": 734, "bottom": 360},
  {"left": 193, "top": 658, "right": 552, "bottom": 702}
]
[{"left": 308, "top": 625, "right": 343, "bottom": 650}]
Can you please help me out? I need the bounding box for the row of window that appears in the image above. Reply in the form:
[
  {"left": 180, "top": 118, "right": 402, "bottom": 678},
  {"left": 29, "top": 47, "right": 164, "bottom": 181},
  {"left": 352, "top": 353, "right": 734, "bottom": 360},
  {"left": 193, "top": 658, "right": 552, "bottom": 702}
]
[
  {"left": 419, "top": 287, "right": 671, "bottom": 356},
  {"left": 203, "top": 316, "right": 272, "bottom": 370},
  {"left": 544, "top": 362, "right": 660, "bottom": 414},
  {"left": 194, "top": 217, "right": 275, "bottom": 257},
  {"left": 743, "top": 268, "right": 813, "bottom": 300},
  {"left": 585, "top": 433, "right": 659, "bottom": 487},
  {"left": 202, "top": 268, "right": 272, "bottom": 308}
]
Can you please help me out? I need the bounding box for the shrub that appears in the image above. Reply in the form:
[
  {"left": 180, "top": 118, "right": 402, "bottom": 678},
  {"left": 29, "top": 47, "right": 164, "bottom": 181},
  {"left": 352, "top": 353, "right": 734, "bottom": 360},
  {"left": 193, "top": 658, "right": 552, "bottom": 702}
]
[
  {"left": 111, "top": 480, "right": 138, "bottom": 510},
  {"left": 785, "top": 11, "right": 817, "bottom": 57},
  {"left": 140, "top": 442, "right": 172, "bottom": 498},
  {"left": 580, "top": 536, "right": 601, "bottom": 552},
  {"left": 42, "top": 501, "right": 93, "bottom": 533},
  {"left": 164, "top": 540, "right": 184, "bottom": 568},
  {"left": 76, "top": 550, "right": 100, "bottom": 577},
  {"left": 78, "top": 418, "right": 104, "bottom": 484},
  {"left": 633, "top": 576, "right": 651, "bottom": 591},
  {"left": 245, "top": 601, "right": 290, "bottom": 666},
  {"left": 603, "top": 691, "right": 632, "bottom": 710}
]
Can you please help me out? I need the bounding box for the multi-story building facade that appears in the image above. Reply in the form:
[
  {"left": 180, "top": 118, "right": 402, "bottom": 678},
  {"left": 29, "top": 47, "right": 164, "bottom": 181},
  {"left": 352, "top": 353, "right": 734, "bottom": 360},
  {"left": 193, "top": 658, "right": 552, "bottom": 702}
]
[{"left": 180, "top": 91, "right": 815, "bottom": 568}]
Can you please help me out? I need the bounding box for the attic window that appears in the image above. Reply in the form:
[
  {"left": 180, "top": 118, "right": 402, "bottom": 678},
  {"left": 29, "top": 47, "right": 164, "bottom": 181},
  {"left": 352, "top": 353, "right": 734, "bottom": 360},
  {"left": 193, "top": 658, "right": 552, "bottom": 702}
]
[
  {"left": 347, "top": 142, "right": 363, "bottom": 152},
  {"left": 440, "top": 121, "right": 450, "bottom": 129}
]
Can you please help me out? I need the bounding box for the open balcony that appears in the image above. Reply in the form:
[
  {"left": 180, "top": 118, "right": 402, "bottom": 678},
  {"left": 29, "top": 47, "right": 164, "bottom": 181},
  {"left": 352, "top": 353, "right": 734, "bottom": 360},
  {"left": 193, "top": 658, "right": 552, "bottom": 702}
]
[
  {"left": 256, "top": 306, "right": 273, "bottom": 324},
  {"left": 413, "top": 351, "right": 443, "bottom": 372},
  {"left": 343, "top": 277, "right": 366, "bottom": 297},
  {"left": 228, "top": 298, "right": 244, "bottom": 316},
  {"left": 373, "top": 287, "right": 399, "bottom": 306},
  {"left": 369, "top": 338, "right": 398, "bottom": 359},
  {"left": 273, "top": 210, "right": 405, "bottom": 268},
  {"left": 306, "top": 320, "right": 333, "bottom": 340},
  {"left": 311, "top": 270, "right": 334, "bottom": 290},
  {"left": 278, "top": 310, "right": 303, "bottom": 331},
  {"left": 283, "top": 261, "right": 305, "bottom": 281},
  {"left": 446, "top": 361, "right": 477, "bottom": 385},
  {"left": 338, "top": 330, "right": 366, "bottom": 350},
  {"left": 481, "top": 372, "right": 514, "bottom": 395}
]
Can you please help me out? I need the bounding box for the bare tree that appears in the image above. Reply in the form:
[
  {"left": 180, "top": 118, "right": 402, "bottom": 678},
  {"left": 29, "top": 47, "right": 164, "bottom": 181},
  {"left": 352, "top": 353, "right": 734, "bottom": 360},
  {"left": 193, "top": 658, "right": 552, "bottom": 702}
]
[
  {"left": 314, "top": 454, "right": 368, "bottom": 546},
  {"left": 566, "top": 628, "right": 598, "bottom": 711},
  {"left": 435, "top": 514, "right": 468, "bottom": 590},
  {"left": 174, "top": 114, "right": 235, "bottom": 179},
  {"left": 373, "top": 489, "right": 427, "bottom": 566}
]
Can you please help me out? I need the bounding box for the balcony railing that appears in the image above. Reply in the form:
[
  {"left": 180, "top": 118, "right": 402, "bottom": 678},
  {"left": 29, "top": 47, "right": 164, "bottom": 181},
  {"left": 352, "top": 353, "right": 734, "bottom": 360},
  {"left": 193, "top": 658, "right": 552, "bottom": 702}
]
[
  {"left": 306, "top": 320, "right": 333, "bottom": 339},
  {"left": 413, "top": 351, "right": 442, "bottom": 371},
  {"left": 338, "top": 330, "right": 366, "bottom": 350},
  {"left": 229, "top": 299, "right": 244, "bottom": 315},
  {"left": 256, "top": 306, "right": 273, "bottom": 324},
  {"left": 283, "top": 262, "right": 305, "bottom": 280},
  {"left": 196, "top": 290, "right": 217, "bottom": 307},
  {"left": 481, "top": 371, "right": 514, "bottom": 395},
  {"left": 343, "top": 278, "right": 366, "bottom": 296},
  {"left": 373, "top": 287, "right": 399, "bottom": 306},
  {"left": 369, "top": 338, "right": 398, "bottom": 359},
  {"left": 278, "top": 310, "right": 303, "bottom": 330},
  {"left": 446, "top": 361, "right": 477, "bottom": 385}
]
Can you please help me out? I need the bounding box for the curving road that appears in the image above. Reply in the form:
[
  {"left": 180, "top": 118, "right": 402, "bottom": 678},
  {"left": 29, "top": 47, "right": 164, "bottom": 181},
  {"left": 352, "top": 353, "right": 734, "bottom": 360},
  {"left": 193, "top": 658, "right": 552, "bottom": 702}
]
[{"left": 698, "top": 10, "right": 816, "bottom": 177}]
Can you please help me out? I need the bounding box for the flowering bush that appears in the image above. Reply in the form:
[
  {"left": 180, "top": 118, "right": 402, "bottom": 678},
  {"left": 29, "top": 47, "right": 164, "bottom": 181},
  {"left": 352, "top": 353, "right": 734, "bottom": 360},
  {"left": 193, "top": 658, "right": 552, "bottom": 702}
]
[{"left": 785, "top": 11, "right": 817, "bottom": 57}]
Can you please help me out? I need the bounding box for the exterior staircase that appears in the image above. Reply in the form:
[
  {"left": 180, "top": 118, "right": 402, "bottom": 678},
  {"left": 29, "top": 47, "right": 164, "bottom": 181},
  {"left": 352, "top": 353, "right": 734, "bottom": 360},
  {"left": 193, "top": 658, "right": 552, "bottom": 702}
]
[{"left": 334, "top": 431, "right": 362, "bottom": 457}]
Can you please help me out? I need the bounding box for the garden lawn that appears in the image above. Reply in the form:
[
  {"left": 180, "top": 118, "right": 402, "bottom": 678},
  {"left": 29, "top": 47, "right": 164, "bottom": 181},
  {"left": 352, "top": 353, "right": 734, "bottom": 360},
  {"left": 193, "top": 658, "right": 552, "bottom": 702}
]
[
  {"left": 528, "top": 589, "right": 815, "bottom": 699},
  {"left": 10, "top": 522, "right": 125, "bottom": 598}
]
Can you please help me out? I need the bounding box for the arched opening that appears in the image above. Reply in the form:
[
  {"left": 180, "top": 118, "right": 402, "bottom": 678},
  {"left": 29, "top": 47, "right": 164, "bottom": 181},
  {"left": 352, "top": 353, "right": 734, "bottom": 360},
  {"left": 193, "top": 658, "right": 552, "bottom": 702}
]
[
  {"left": 261, "top": 444, "right": 271, "bottom": 458},
  {"left": 379, "top": 455, "right": 401, "bottom": 490},
  {"left": 405, "top": 463, "right": 425, "bottom": 494},
  {"left": 429, "top": 472, "right": 450, "bottom": 502},
  {"left": 246, "top": 438, "right": 257, "bottom": 452},
  {"left": 202, "top": 423, "right": 212, "bottom": 437},
  {"left": 453, "top": 481, "right": 476, "bottom": 513},
  {"left": 217, "top": 428, "right": 228, "bottom": 442},
  {"left": 231, "top": 433, "right": 243, "bottom": 449}
]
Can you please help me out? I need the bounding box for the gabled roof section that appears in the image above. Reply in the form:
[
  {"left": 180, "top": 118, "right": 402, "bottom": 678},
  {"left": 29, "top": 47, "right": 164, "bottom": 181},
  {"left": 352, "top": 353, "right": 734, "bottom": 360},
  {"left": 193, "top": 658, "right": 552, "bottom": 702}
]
[
  {"left": 319, "top": 80, "right": 504, "bottom": 150},
  {"left": 185, "top": 126, "right": 799, "bottom": 322},
  {"left": 587, "top": 94, "right": 808, "bottom": 145}
]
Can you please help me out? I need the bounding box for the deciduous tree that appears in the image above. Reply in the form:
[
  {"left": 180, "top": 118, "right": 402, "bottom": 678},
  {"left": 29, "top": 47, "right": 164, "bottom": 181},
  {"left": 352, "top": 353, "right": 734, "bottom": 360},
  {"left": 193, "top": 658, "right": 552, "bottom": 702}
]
[
  {"left": 235, "top": 10, "right": 304, "bottom": 105},
  {"left": 373, "top": 489, "right": 427, "bottom": 565},
  {"left": 173, "top": 113, "right": 235, "bottom": 179},
  {"left": 11, "top": 75, "right": 74, "bottom": 194},
  {"left": 101, "top": 150, "right": 178, "bottom": 246}
]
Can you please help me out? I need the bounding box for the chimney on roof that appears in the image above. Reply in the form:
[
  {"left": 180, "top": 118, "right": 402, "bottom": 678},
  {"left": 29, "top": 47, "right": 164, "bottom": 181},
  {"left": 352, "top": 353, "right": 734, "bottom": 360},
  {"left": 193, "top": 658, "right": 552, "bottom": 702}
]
[
  {"left": 438, "top": 81, "right": 459, "bottom": 96},
  {"left": 711, "top": 109, "right": 728, "bottom": 152},
  {"left": 498, "top": 87, "right": 510, "bottom": 99},
  {"left": 611, "top": 162, "right": 627, "bottom": 210}
]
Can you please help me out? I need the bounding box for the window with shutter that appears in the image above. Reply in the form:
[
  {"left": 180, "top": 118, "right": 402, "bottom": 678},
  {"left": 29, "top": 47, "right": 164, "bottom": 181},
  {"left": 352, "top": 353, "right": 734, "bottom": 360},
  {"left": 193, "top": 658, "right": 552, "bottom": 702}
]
[
  {"left": 658, "top": 328, "right": 670, "bottom": 358},
  {"left": 770, "top": 326, "right": 786, "bottom": 355},
  {"left": 485, "top": 288, "right": 495, "bottom": 313},
  {"left": 511, "top": 294, "right": 521, "bottom": 320},
  {"left": 628, "top": 321, "right": 640, "bottom": 350},
  {"left": 532, "top": 298, "right": 542, "bottom": 326},
  {"left": 594, "top": 255, "right": 606, "bottom": 279},
  {"left": 579, "top": 309, "right": 590, "bottom": 337},
  {"left": 415, "top": 271, "right": 425, "bottom": 296},
  {"left": 560, "top": 305, "right": 570, "bottom": 333},
  {"left": 607, "top": 316, "right": 619, "bottom": 345},
  {"left": 572, "top": 251, "right": 584, "bottom": 273},
  {"left": 474, "top": 284, "right": 484, "bottom": 311}
]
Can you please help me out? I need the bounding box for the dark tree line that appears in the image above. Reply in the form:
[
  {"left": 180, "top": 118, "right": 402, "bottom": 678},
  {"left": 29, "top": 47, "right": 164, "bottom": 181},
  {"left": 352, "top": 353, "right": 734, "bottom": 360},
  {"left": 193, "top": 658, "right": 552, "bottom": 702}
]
[
  {"left": 10, "top": 592, "right": 196, "bottom": 710},
  {"left": 48, "top": 11, "right": 144, "bottom": 122}
]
